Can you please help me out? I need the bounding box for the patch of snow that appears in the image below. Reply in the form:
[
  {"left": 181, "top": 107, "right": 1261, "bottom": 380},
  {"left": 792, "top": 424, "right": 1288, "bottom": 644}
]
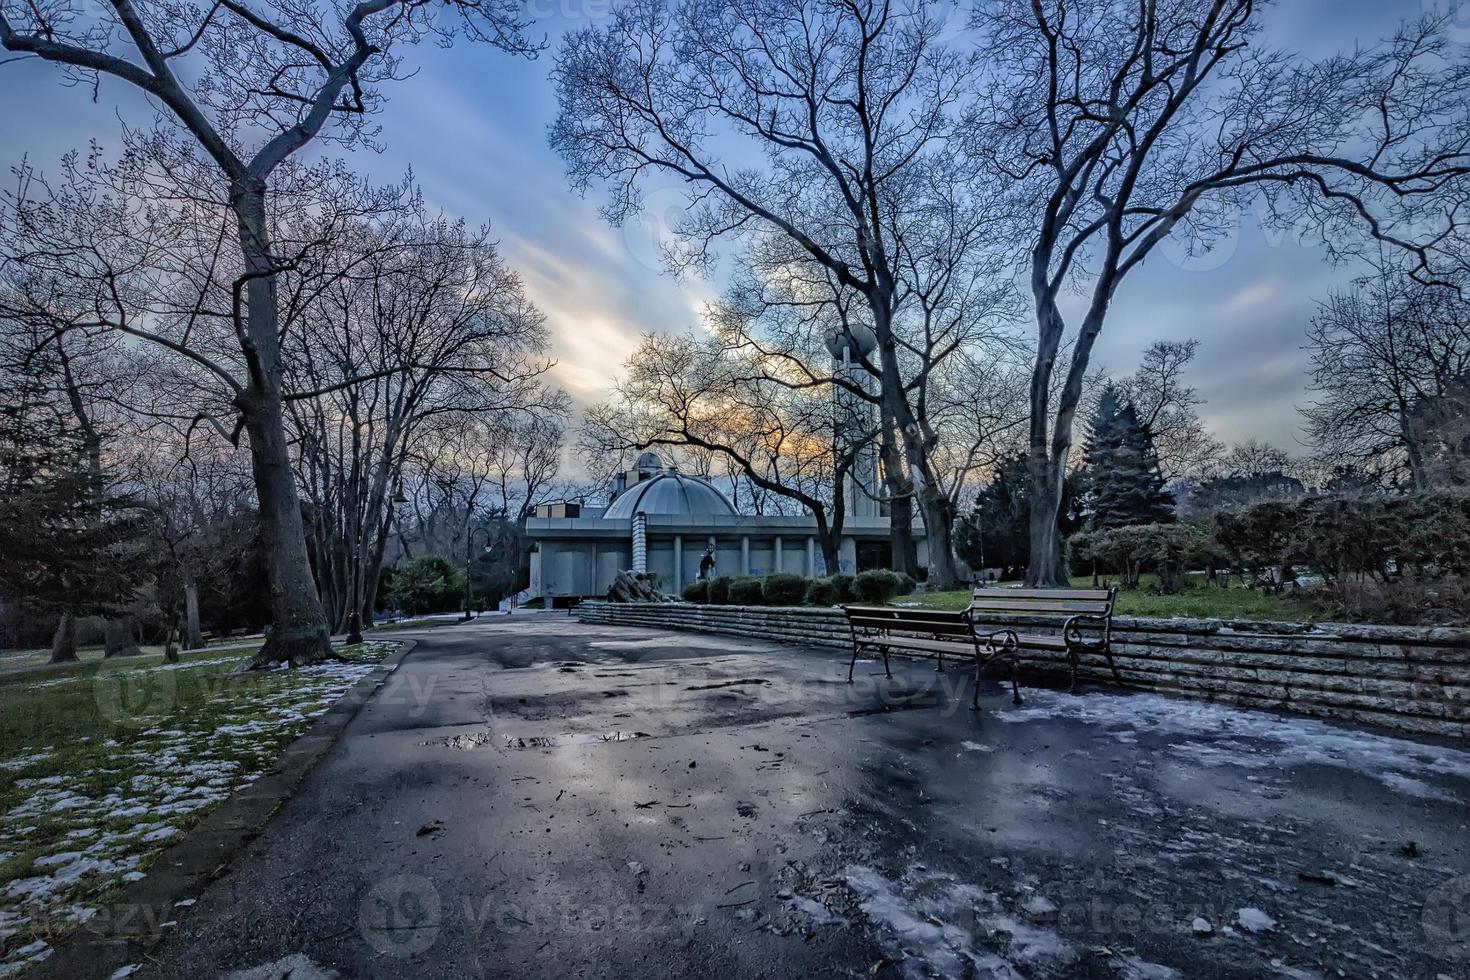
[
  {"left": 959, "top": 741, "right": 995, "bottom": 754},
  {"left": 0, "top": 752, "right": 51, "bottom": 772},
  {"left": 221, "top": 953, "right": 341, "bottom": 979},
  {"left": 1116, "top": 955, "right": 1183, "bottom": 979},
  {"left": 843, "top": 865, "right": 1077, "bottom": 979},
  {"left": 787, "top": 895, "right": 843, "bottom": 925},
  {"left": 1235, "top": 907, "right": 1277, "bottom": 933},
  {"left": 995, "top": 690, "right": 1470, "bottom": 802},
  {"left": 110, "top": 966, "right": 142, "bottom": 980},
  {"left": 1191, "top": 916, "right": 1213, "bottom": 935}
]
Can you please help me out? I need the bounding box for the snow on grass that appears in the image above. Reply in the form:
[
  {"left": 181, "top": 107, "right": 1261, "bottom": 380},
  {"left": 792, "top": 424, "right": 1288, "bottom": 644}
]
[
  {"left": 994, "top": 689, "right": 1470, "bottom": 801},
  {"left": 0, "top": 641, "right": 395, "bottom": 974}
]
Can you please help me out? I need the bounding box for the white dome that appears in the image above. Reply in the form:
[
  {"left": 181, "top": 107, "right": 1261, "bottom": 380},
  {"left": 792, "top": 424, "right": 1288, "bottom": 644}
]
[{"left": 603, "top": 471, "right": 736, "bottom": 519}]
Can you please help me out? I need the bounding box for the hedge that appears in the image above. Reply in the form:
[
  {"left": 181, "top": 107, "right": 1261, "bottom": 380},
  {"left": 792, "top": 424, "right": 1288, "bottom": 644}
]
[{"left": 1070, "top": 491, "right": 1470, "bottom": 594}]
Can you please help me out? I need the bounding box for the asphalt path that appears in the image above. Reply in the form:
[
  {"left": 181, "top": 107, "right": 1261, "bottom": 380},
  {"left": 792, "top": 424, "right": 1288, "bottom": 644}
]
[{"left": 138, "top": 613, "right": 1470, "bottom": 979}]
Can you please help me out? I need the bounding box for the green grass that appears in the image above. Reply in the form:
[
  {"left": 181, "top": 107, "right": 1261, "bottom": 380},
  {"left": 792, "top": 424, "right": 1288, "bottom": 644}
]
[
  {"left": 898, "top": 574, "right": 1305, "bottom": 621},
  {"left": 0, "top": 641, "right": 395, "bottom": 971},
  {"left": 366, "top": 615, "right": 467, "bottom": 633},
  {"left": 0, "top": 637, "right": 264, "bottom": 674}
]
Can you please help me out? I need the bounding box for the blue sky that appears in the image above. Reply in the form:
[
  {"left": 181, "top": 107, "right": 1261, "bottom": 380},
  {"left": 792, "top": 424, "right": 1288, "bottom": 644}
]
[{"left": 0, "top": 0, "right": 1430, "bottom": 453}]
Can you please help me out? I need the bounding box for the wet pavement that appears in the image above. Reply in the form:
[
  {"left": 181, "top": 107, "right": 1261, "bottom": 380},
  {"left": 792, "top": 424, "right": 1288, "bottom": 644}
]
[{"left": 142, "top": 615, "right": 1470, "bottom": 979}]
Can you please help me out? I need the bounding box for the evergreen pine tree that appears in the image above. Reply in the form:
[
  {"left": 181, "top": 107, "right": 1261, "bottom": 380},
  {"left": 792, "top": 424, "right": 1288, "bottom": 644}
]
[
  {"left": 1082, "top": 386, "right": 1175, "bottom": 530},
  {"left": 0, "top": 365, "right": 144, "bottom": 628}
]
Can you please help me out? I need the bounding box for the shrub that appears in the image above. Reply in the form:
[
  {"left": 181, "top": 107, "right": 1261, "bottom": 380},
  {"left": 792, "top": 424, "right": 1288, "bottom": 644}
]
[
  {"left": 707, "top": 576, "right": 733, "bottom": 605},
  {"left": 895, "top": 572, "right": 917, "bottom": 596},
  {"left": 804, "top": 578, "right": 840, "bottom": 606},
  {"left": 1072, "top": 523, "right": 1215, "bottom": 593},
  {"left": 761, "top": 573, "right": 807, "bottom": 606},
  {"left": 829, "top": 575, "right": 858, "bottom": 605},
  {"left": 727, "top": 576, "right": 764, "bottom": 605},
  {"left": 388, "top": 556, "right": 465, "bottom": 615},
  {"left": 682, "top": 580, "right": 709, "bottom": 603},
  {"left": 852, "top": 569, "right": 903, "bottom": 604},
  {"left": 1299, "top": 574, "right": 1470, "bottom": 626}
]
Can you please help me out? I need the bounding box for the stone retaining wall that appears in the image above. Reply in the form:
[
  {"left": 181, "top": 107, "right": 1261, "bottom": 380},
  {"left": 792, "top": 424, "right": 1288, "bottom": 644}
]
[{"left": 577, "top": 600, "right": 1470, "bottom": 740}]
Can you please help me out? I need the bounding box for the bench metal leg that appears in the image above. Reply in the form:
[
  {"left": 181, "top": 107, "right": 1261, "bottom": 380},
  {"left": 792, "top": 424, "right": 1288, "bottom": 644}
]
[
  {"left": 847, "top": 642, "right": 859, "bottom": 683},
  {"left": 1102, "top": 646, "right": 1123, "bottom": 685},
  {"left": 1067, "top": 648, "right": 1080, "bottom": 693},
  {"left": 972, "top": 650, "right": 983, "bottom": 710},
  {"left": 880, "top": 644, "right": 892, "bottom": 679}
]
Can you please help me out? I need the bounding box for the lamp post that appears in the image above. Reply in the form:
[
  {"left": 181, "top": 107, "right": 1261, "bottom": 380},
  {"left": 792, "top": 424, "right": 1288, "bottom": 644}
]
[{"left": 464, "top": 525, "right": 491, "bottom": 620}]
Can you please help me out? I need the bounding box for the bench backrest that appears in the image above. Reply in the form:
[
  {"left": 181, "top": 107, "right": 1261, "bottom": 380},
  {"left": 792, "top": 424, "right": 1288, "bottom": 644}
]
[
  {"left": 967, "top": 587, "right": 1115, "bottom": 620},
  {"left": 842, "top": 605, "right": 975, "bottom": 638}
]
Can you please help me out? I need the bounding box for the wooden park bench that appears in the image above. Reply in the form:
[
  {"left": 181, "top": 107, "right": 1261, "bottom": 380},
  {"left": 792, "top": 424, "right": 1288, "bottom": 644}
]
[
  {"left": 841, "top": 606, "right": 1022, "bottom": 710},
  {"left": 966, "top": 587, "right": 1121, "bottom": 692}
]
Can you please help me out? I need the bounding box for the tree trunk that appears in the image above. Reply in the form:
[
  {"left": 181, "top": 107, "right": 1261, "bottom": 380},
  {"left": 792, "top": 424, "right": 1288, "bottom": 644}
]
[
  {"left": 878, "top": 411, "right": 915, "bottom": 576},
  {"left": 163, "top": 619, "right": 180, "bottom": 663},
  {"left": 917, "top": 485, "right": 959, "bottom": 590},
  {"left": 1026, "top": 460, "right": 1068, "bottom": 587},
  {"left": 184, "top": 580, "right": 203, "bottom": 650},
  {"left": 240, "top": 395, "right": 334, "bottom": 666},
  {"left": 49, "top": 613, "right": 78, "bottom": 663},
  {"left": 232, "top": 185, "right": 333, "bottom": 669},
  {"left": 103, "top": 617, "right": 142, "bottom": 658}
]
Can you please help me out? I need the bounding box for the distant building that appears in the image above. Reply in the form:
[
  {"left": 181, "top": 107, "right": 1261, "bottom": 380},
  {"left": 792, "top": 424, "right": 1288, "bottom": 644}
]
[{"left": 526, "top": 327, "right": 928, "bottom": 604}]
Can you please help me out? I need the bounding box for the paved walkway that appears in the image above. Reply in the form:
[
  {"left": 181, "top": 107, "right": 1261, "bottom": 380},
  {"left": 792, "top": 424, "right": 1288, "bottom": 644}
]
[{"left": 140, "top": 616, "right": 1470, "bottom": 979}]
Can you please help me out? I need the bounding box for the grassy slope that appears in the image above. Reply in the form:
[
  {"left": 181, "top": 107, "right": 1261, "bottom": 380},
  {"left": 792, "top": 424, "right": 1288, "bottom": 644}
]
[
  {"left": 899, "top": 574, "right": 1303, "bottom": 621},
  {"left": 0, "top": 642, "right": 394, "bottom": 970}
]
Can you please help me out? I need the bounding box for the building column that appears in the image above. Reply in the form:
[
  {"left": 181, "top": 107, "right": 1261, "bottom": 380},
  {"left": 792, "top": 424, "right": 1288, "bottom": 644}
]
[
  {"left": 631, "top": 513, "right": 647, "bottom": 572},
  {"left": 773, "top": 536, "right": 783, "bottom": 575},
  {"left": 673, "top": 535, "right": 683, "bottom": 594},
  {"left": 806, "top": 536, "right": 816, "bottom": 577},
  {"left": 741, "top": 536, "right": 750, "bottom": 575}
]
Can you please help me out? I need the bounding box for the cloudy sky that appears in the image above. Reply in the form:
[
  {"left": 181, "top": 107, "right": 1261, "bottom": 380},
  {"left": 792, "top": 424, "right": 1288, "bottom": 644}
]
[{"left": 0, "top": 0, "right": 1432, "bottom": 454}]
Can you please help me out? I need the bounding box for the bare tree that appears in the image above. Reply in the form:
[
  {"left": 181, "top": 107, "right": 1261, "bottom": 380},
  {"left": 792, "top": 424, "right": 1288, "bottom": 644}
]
[
  {"left": 585, "top": 331, "right": 868, "bottom": 574},
  {"left": 1, "top": 0, "right": 536, "bottom": 664},
  {"left": 1304, "top": 270, "right": 1470, "bottom": 489},
  {"left": 969, "top": 2, "right": 1470, "bottom": 584},
  {"left": 551, "top": 0, "right": 1014, "bottom": 587},
  {"left": 283, "top": 199, "right": 555, "bottom": 642},
  {"left": 1111, "top": 340, "right": 1224, "bottom": 482}
]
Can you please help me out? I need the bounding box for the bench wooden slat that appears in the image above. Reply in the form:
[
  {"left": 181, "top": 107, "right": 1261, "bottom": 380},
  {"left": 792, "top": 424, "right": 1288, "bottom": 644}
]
[
  {"left": 854, "top": 635, "right": 977, "bottom": 654},
  {"left": 973, "top": 587, "right": 1113, "bottom": 600},
  {"left": 967, "top": 598, "right": 1112, "bottom": 615}
]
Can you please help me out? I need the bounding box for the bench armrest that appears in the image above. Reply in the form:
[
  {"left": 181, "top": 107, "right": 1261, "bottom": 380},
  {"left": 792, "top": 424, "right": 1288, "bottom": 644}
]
[{"left": 1063, "top": 613, "right": 1111, "bottom": 648}]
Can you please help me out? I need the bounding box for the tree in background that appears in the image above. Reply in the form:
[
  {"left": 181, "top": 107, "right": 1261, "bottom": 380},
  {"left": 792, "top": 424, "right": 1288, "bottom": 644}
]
[
  {"left": 1080, "top": 387, "right": 1175, "bottom": 531},
  {"left": 1304, "top": 272, "right": 1470, "bottom": 489},
  {"left": 969, "top": 2, "right": 1470, "bottom": 584},
  {"left": 1, "top": 0, "right": 537, "bottom": 666},
  {"left": 955, "top": 452, "right": 1079, "bottom": 582},
  {"left": 1181, "top": 440, "right": 1307, "bottom": 518},
  {"left": 1114, "top": 340, "right": 1224, "bottom": 483},
  {"left": 552, "top": 0, "right": 1016, "bottom": 587},
  {"left": 0, "top": 356, "right": 146, "bottom": 660}
]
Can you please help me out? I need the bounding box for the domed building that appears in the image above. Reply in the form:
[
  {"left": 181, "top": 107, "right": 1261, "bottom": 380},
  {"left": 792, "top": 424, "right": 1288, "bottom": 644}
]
[
  {"left": 524, "top": 326, "right": 927, "bottom": 604},
  {"left": 525, "top": 446, "right": 929, "bottom": 605}
]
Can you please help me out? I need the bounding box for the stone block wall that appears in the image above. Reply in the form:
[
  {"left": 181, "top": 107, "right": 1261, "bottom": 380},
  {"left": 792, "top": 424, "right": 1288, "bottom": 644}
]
[{"left": 577, "top": 601, "right": 1470, "bottom": 740}]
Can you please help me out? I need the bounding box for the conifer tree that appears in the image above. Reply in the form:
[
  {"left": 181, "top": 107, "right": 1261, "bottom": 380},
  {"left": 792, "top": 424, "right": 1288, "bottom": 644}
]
[{"left": 1081, "top": 386, "right": 1175, "bottom": 531}]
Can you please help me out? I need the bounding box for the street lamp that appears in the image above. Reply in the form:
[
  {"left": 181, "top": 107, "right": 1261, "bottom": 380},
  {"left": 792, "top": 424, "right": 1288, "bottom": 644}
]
[{"left": 464, "top": 525, "right": 492, "bottom": 620}]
